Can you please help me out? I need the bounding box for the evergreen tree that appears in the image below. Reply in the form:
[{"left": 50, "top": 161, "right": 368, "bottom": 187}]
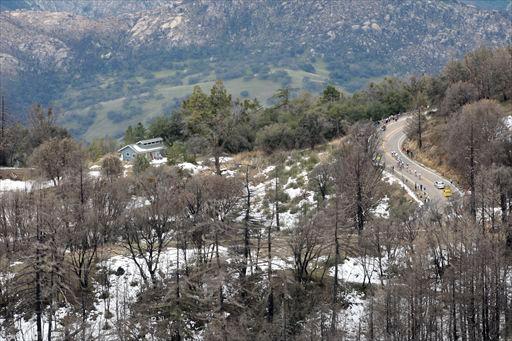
[
  {"left": 133, "top": 122, "right": 146, "bottom": 142},
  {"left": 133, "top": 154, "right": 150, "bottom": 175},
  {"left": 322, "top": 85, "right": 341, "bottom": 102},
  {"left": 124, "top": 125, "right": 136, "bottom": 144}
]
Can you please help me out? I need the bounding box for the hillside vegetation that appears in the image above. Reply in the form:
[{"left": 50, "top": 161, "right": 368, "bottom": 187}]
[
  {"left": 1, "top": 0, "right": 510, "bottom": 138},
  {"left": 403, "top": 47, "right": 512, "bottom": 186},
  {"left": 57, "top": 63, "right": 332, "bottom": 140}
]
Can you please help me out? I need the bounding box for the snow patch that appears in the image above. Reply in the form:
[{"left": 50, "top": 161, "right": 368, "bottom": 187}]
[
  {"left": 176, "top": 162, "right": 206, "bottom": 174},
  {"left": 338, "top": 291, "right": 367, "bottom": 339},
  {"left": 284, "top": 187, "right": 302, "bottom": 200},
  {"left": 329, "top": 256, "right": 385, "bottom": 285},
  {"left": 504, "top": 115, "right": 512, "bottom": 130},
  {"left": 89, "top": 170, "right": 101, "bottom": 177},
  {"left": 261, "top": 165, "right": 275, "bottom": 175},
  {"left": 0, "top": 179, "right": 52, "bottom": 192},
  {"left": 150, "top": 157, "right": 168, "bottom": 166},
  {"left": 372, "top": 196, "right": 390, "bottom": 218}
]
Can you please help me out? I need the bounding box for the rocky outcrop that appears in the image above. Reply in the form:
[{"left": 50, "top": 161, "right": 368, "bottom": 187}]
[
  {"left": 0, "top": 0, "right": 510, "bottom": 98},
  {"left": 0, "top": 0, "right": 173, "bottom": 18},
  {"left": 2, "top": 0, "right": 510, "bottom": 75}
]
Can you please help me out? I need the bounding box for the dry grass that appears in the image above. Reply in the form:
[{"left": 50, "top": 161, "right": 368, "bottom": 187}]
[
  {"left": 0, "top": 168, "right": 34, "bottom": 181},
  {"left": 403, "top": 116, "right": 462, "bottom": 183}
]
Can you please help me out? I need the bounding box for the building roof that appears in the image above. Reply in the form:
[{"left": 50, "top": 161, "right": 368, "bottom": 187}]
[
  {"left": 131, "top": 144, "right": 165, "bottom": 153},
  {"left": 118, "top": 137, "right": 165, "bottom": 154},
  {"left": 136, "top": 137, "right": 163, "bottom": 145}
]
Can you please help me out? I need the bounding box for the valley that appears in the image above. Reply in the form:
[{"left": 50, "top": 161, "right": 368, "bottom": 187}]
[
  {"left": 1, "top": 0, "right": 510, "bottom": 140},
  {"left": 58, "top": 62, "right": 333, "bottom": 140}
]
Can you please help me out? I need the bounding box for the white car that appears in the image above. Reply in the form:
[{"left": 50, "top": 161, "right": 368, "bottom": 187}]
[{"left": 434, "top": 181, "right": 445, "bottom": 189}]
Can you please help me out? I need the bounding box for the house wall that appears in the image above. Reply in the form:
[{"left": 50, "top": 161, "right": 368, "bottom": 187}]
[
  {"left": 120, "top": 146, "right": 136, "bottom": 161},
  {"left": 149, "top": 150, "right": 164, "bottom": 160},
  {"left": 120, "top": 146, "right": 164, "bottom": 162}
]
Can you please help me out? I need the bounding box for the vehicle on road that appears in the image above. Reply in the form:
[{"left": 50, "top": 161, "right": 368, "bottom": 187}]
[
  {"left": 443, "top": 187, "right": 453, "bottom": 197},
  {"left": 434, "top": 181, "right": 445, "bottom": 189}
]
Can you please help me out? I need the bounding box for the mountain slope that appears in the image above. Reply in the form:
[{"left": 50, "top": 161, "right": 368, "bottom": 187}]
[
  {"left": 0, "top": 0, "right": 170, "bottom": 17},
  {"left": 0, "top": 0, "right": 510, "bottom": 139}
]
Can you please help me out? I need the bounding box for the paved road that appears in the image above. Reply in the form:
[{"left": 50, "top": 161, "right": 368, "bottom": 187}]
[{"left": 380, "top": 115, "right": 460, "bottom": 207}]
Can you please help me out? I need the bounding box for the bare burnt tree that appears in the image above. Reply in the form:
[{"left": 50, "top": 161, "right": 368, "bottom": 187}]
[
  {"left": 405, "top": 110, "right": 426, "bottom": 150},
  {"left": 203, "top": 175, "right": 243, "bottom": 313},
  {"left": 122, "top": 167, "right": 185, "bottom": 287},
  {"left": 91, "top": 177, "right": 129, "bottom": 243},
  {"left": 29, "top": 137, "right": 82, "bottom": 187},
  {"left": 406, "top": 76, "right": 428, "bottom": 149},
  {"left": 2, "top": 190, "right": 70, "bottom": 341},
  {"left": 371, "top": 206, "right": 512, "bottom": 341},
  {"left": 28, "top": 105, "right": 68, "bottom": 149},
  {"left": 238, "top": 163, "right": 264, "bottom": 283},
  {"left": 57, "top": 149, "right": 101, "bottom": 334},
  {"left": 100, "top": 153, "right": 123, "bottom": 182},
  {"left": 309, "top": 162, "right": 333, "bottom": 207},
  {"left": 0, "top": 191, "right": 32, "bottom": 337},
  {"left": 334, "top": 122, "right": 383, "bottom": 233},
  {"left": 289, "top": 212, "right": 328, "bottom": 284},
  {"left": 0, "top": 191, "right": 32, "bottom": 255},
  {"left": 446, "top": 100, "right": 506, "bottom": 219},
  {"left": 183, "top": 175, "right": 209, "bottom": 266}
]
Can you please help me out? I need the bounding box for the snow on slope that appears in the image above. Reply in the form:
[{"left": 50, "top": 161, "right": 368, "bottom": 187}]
[
  {"left": 504, "top": 115, "right": 512, "bottom": 130},
  {"left": 0, "top": 179, "right": 53, "bottom": 192},
  {"left": 1, "top": 150, "right": 401, "bottom": 339}
]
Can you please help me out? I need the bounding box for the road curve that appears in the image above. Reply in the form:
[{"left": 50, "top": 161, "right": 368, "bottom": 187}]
[{"left": 380, "top": 115, "right": 460, "bottom": 207}]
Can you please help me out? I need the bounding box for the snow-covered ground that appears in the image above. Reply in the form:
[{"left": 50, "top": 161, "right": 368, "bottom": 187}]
[
  {"left": 372, "top": 196, "right": 390, "bottom": 218},
  {"left": 1, "top": 247, "right": 217, "bottom": 340},
  {"left": 329, "top": 256, "right": 387, "bottom": 286},
  {"left": 150, "top": 157, "right": 167, "bottom": 166},
  {"left": 504, "top": 115, "right": 512, "bottom": 130},
  {"left": 0, "top": 179, "right": 32, "bottom": 191},
  {"left": 338, "top": 291, "right": 367, "bottom": 339},
  {"left": 0, "top": 246, "right": 300, "bottom": 340},
  {"left": 90, "top": 247, "right": 199, "bottom": 337},
  {"left": 1, "top": 152, "right": 402, "bottom": 339},
  {"left": 0, "top": 179, "right": 53, "bottom": 192},
  {"left": 176, "top": 161, "right": 207, "bottom": 174},
  {"left": 89, "top": 170, "right": 101, "bottom": 177}
]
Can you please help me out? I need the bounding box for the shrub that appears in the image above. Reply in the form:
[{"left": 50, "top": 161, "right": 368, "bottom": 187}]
[
  {"left": 300, "top": 63, "right": 316, "bottom": 73},
  {"left": 101, "top": 154, "right": 123, "bottom": 179},
  {"left": 256, "top": 123, "right": 295, "bottom": 153},
  {"left": 166, "top": 141, "right": 191, "bottom": 165},
  {"left": 107, "top": 110, "right": 125, "bottom": 123},
  {"left": 133, "top": 154, "right": 151, "bottom": 175}
]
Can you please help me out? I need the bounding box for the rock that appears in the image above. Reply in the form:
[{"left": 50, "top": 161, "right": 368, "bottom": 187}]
[{"left": 115, "top": 266, "right": 125, "bottom": 276}]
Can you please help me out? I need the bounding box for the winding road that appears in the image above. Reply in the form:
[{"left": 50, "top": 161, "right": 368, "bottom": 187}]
[{"left": 380, "top": 115, "right": 461, "bottom": 207}]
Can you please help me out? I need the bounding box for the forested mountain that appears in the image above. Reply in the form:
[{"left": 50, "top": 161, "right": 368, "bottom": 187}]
[
  {"left": 0, "top": 0, "right": 169, "bottom": 17},
  {"left": 4, "top": 0, "right": 510, "bottom": 16},
  {"left": 0, "top": 0, "right": 510, "bottom": 140},
  {"left": 461, "top": 0, "right": 512, "bottom": 11}
]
